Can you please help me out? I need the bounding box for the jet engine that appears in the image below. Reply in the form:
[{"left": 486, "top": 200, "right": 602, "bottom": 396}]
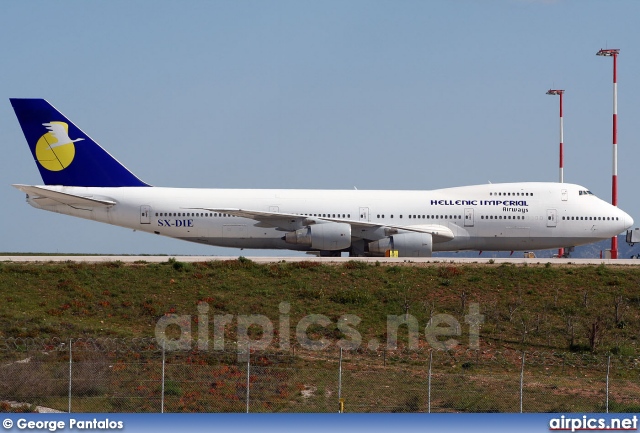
[
  {"left": 284, "top": 222, "right": 351, "bottom": 251},
  {"left": 368, "top": 233, "right": 433, "bottom": 257}
]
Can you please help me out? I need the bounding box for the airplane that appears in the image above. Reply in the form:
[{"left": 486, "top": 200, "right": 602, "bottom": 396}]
[{"left": 10, "top": 98, "right": 634, "bottom": 257}]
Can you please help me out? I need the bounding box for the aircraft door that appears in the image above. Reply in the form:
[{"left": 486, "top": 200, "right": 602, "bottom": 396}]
[
  {"left": 464, "top": 208, "right": 474, "bottom": 227},
  {"left": 561, "top": 189, "right": 568, "bottom": 201},
  {"left": 546, "top": 209, "right": 557, "bottom": 227},
  {"left": 140, "top": 205, "right": 151, "bottom": 224},
  {"left": 359, "top": 207, "right": 370, "bottom": 222}
]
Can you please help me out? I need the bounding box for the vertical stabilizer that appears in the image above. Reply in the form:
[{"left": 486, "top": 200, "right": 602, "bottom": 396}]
[{"left": 11, "top": 99, "right": 149, "bottom": 187}]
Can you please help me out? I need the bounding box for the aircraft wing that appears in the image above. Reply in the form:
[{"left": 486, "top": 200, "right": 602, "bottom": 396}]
[
  {"left": 200, "top": 207, "right": 455, "bottom": 242},
  {"left": 12, "top": 184, "right": 116, "bottom": 208}
]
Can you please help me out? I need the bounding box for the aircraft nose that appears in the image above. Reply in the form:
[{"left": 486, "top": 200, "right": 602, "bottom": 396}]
[{"left": 624, "top": 211, "right": 634, "bottom": 230}]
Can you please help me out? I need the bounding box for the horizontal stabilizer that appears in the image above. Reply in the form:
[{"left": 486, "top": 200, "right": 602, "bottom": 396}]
[{"left": 12, "top": 184, "right": 116, "bottom": 208}]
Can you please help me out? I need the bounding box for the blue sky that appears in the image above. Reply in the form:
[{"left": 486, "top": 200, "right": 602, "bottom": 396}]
[{"left": 2, "top": 0, "right": 640, "bottom": 255}]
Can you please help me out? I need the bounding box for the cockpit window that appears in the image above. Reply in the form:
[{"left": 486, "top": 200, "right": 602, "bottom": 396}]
[{"left": 579, "top": 190, "right": 595, "bottom": 196}]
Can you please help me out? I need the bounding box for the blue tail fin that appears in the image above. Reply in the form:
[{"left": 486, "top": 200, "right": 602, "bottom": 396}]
[{"left": 11, "top": 99, "right": 149, "bottom": 187}]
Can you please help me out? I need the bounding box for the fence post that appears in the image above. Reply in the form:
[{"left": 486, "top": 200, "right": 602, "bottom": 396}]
[
  {"left": 246, "top": 344, "right": 250, "bottom": 414},
  {"left": 161, "top": 343, "right": 165, "bottom": 414},
  {"left": 68, "top": 339, "right": 72, "bottom": 413},
  {"left": 520, "top": 351, "right": 526, "bottom": 413},
  {"left": 606, "top": 355, "right": 611, "bottom": 413},
  {"left": 428, "top": 350, "right": 433, "bottom": 413},
  {"left": 338, "top": 347, "right": 343, "bottom": 413}
]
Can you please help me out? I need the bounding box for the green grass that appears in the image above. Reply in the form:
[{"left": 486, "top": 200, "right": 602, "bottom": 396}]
[
  {"left": 1, "top": 259, "right": 640, "bottom": 356},
  {"left": 3, "top": 259, "right": 640, "bottom": 413}
]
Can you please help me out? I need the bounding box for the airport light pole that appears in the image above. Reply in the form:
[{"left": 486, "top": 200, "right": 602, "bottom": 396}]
[
  {"left": 596, "top": 48, "right": 620, "bottom": 259},
  {"left": 546, "top": 89, "right": 565, "bottom": 184},
  {"left": 547, "top": 89, "right": 565, "bottom": 258}
]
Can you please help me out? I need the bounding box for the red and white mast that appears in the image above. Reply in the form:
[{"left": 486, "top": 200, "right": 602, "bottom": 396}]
[
  {"left": 547, "top": 89, "right": 564, "bottom": 258},
  {"left": 546, "top": 89, "right": 565, "bottom": 183},
  {"left": 597, "top": 48, "right": 620, "bottom": 259}
]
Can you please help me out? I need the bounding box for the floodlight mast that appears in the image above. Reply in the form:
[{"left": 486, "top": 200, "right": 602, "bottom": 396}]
[
  {"left": 546, "top": 89, "right": 565, "bottom": 258},
  {"left": 596, "top": 48, "right": 620, "bottom": 259},
  {"left": 546, "top": 89, "right": 565, "bottom": 183}
]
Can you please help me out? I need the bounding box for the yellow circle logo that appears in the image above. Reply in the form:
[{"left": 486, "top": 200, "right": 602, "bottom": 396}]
[{"left": 35, "top": 122, "right": 84, "bottom": 171}]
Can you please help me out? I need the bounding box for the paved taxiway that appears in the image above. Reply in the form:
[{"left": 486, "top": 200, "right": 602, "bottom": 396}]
[{"left": 2, "top": 256, "right": 640, "bottom": 265}]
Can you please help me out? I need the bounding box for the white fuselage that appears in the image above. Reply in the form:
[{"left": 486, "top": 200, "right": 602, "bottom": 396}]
[{"left": 23, "top": 182, "right": 633, "bottom": 255}]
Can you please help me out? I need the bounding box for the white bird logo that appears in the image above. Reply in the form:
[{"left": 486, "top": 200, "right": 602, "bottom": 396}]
[{"left": 42, "top": 122, "right": 84, "bottom": 149}]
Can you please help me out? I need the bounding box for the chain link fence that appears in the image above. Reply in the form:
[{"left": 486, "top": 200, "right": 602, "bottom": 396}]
[{"left": 1, "top": 338, "right": 640, "bottom": 413}]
